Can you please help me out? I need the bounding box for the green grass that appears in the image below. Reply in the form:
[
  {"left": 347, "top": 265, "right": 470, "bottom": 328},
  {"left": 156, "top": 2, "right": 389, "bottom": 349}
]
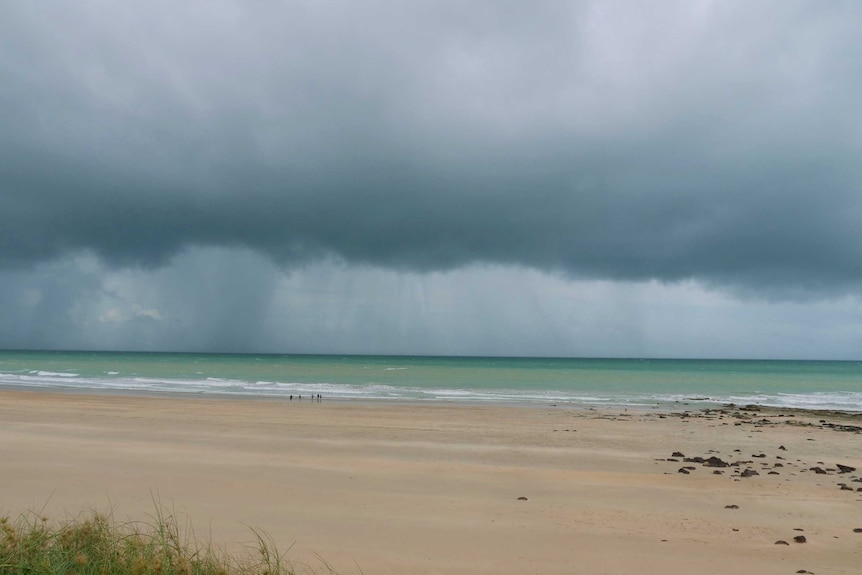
[{"left": 0, "top": 505, "right": 302, "bottom": 575}]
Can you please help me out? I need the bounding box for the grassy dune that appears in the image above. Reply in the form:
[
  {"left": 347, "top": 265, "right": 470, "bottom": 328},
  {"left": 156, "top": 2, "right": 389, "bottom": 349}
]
[{"left": 0, "top": 506, "right": 303, "bottom": 575}]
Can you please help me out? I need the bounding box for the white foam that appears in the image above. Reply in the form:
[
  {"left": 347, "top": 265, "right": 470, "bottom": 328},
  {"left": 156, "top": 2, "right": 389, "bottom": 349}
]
[{"left": 1, "top": 368, "right": 860, "bottom": 411}]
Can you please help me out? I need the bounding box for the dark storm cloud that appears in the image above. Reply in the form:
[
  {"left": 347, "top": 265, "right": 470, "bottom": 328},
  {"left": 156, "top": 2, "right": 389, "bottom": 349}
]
[{"left": 2, "top": 1, "right": 861, "bottom": 295}]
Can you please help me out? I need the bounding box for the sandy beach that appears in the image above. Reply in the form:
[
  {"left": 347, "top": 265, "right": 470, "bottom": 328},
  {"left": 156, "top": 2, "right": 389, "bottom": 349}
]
[{"left": 1, "top": 390, "right": 860, "bottom": 575}]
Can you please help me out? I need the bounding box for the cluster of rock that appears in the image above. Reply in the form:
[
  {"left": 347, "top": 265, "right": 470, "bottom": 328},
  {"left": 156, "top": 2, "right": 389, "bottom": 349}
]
[
  {"left": 661, "top": 448, "right": 861, "bottom": 490},
  {"left": 664, "top": 405, "right": 862, "bottom": 435},
  {"left": 774, "top": 534, "right": 807, "bottom": 545},
  {"left": 660, "top": 449, "right": 786, "bottom": 480},
  {"left": 650, "top": 407, "right": 861, "bottom": 560},
  {"left": 775, "top": 528, "right": 862, "bottom": 551},
  {"left": 655, "top": 407, "right": 861, "bottom": 493}
]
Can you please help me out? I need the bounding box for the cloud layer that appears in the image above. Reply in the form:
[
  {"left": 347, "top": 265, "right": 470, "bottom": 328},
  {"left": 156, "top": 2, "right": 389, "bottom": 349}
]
[
  {"left": 2, "top": 2, "right": 861, "bottom": 302},
  {"left": 4, "top": 249, "right": 861, "bottom": 358}
]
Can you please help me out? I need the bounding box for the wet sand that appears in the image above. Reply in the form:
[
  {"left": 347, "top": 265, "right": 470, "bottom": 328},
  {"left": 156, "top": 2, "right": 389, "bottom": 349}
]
[{"left": 1, "top": 390, "right": 860, "bottom": 574}]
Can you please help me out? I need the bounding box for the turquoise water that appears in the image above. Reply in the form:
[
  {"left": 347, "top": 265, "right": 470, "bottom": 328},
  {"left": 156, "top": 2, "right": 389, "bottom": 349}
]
[{"left": 0, "top": 350, "right": 861, "bottom": 411}]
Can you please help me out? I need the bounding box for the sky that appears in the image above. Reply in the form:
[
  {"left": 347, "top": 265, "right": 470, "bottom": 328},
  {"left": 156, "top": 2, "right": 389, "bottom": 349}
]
[{"left": 2, "top": 1, "right": 862, "bottom": 359}]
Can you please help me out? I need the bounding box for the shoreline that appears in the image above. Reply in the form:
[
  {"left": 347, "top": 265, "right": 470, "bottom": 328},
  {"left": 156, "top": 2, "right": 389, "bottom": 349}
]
[
  {"left": 3, "top": 384, "right": 862, "bottom": 416},
  {"left": 2, "top": 389, "right": 860, "bottom": 574},
  {"left": 4, "top": 351, "right": 861, "bottom": 412}
]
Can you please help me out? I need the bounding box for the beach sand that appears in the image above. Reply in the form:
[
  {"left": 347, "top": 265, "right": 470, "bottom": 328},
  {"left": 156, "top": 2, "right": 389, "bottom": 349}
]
[{"left": 1, "top": 390, "right": 860, "bottom": 574}]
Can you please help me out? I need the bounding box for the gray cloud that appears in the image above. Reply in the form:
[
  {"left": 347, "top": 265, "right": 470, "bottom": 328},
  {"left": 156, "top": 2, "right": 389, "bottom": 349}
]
[
  {"left": 2, "top": 1, "right": 861, "bottom": 297},
  {"left": 4, "top": 252, "right": 861, "bottom": 358}
]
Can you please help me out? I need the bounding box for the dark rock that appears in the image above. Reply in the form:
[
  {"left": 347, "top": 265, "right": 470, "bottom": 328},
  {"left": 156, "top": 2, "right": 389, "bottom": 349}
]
[
  {"left": 779, "top": 445, "right": 787, "bottom": 450},
  {"left": 704, "top": 456, "right": 730, "bottom": 468},
  {"left": 713, "top": 470, "right": 724, "bottom": 475},
  {"left": 810, "top": 466, "right": 828, "bottom": 474},
  {"left": 678, "top": 468, "right": 690, "bottom": 474},
  {"left": 752, "top": 453, "right": 767, "bottom": 458},
  {"left": 724, "top": 504, "right": 739, "bottom": 509},
  {"left": 775, "top": 540, "right": 789, "bottom": 545},
  {"left": 684, "top": 456, "right": 705, "bottom": 463},
  {"left": 672, "top": 451, "right": 685, "bottom": 457},
  {"left": 768, "top": 471, "right": 780, "bottom": 475},
  {"left": 853, "top": 528, "right": 862, "bottom": 533},
  {"left": 740, "top": 468, "right": 759, "bottom": 477},
  {"left": 793, "top": 535, "right": 807, "bottom": 543},
  {"left": 517, "top": 496, "right": 528, "bottom": 500},
  {"left": 837, "top": 464, "right": 856, "bottom": 474}
]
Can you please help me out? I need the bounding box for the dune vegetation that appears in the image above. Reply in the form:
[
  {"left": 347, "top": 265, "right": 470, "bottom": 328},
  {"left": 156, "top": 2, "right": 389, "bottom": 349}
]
[{"left": 0, "top": 505, "right": 300, "bottom": 575}]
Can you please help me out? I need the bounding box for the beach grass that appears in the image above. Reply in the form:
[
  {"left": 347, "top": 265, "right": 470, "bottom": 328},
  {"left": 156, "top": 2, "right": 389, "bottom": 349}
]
[{"left": 0, "top": 504, "right": 302, "bottom": 575}]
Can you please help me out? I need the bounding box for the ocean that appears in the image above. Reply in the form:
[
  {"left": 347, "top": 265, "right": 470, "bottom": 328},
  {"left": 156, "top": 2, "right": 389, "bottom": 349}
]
[{"left": 1, "top": 350, "right": 861, "bottom": 412}]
